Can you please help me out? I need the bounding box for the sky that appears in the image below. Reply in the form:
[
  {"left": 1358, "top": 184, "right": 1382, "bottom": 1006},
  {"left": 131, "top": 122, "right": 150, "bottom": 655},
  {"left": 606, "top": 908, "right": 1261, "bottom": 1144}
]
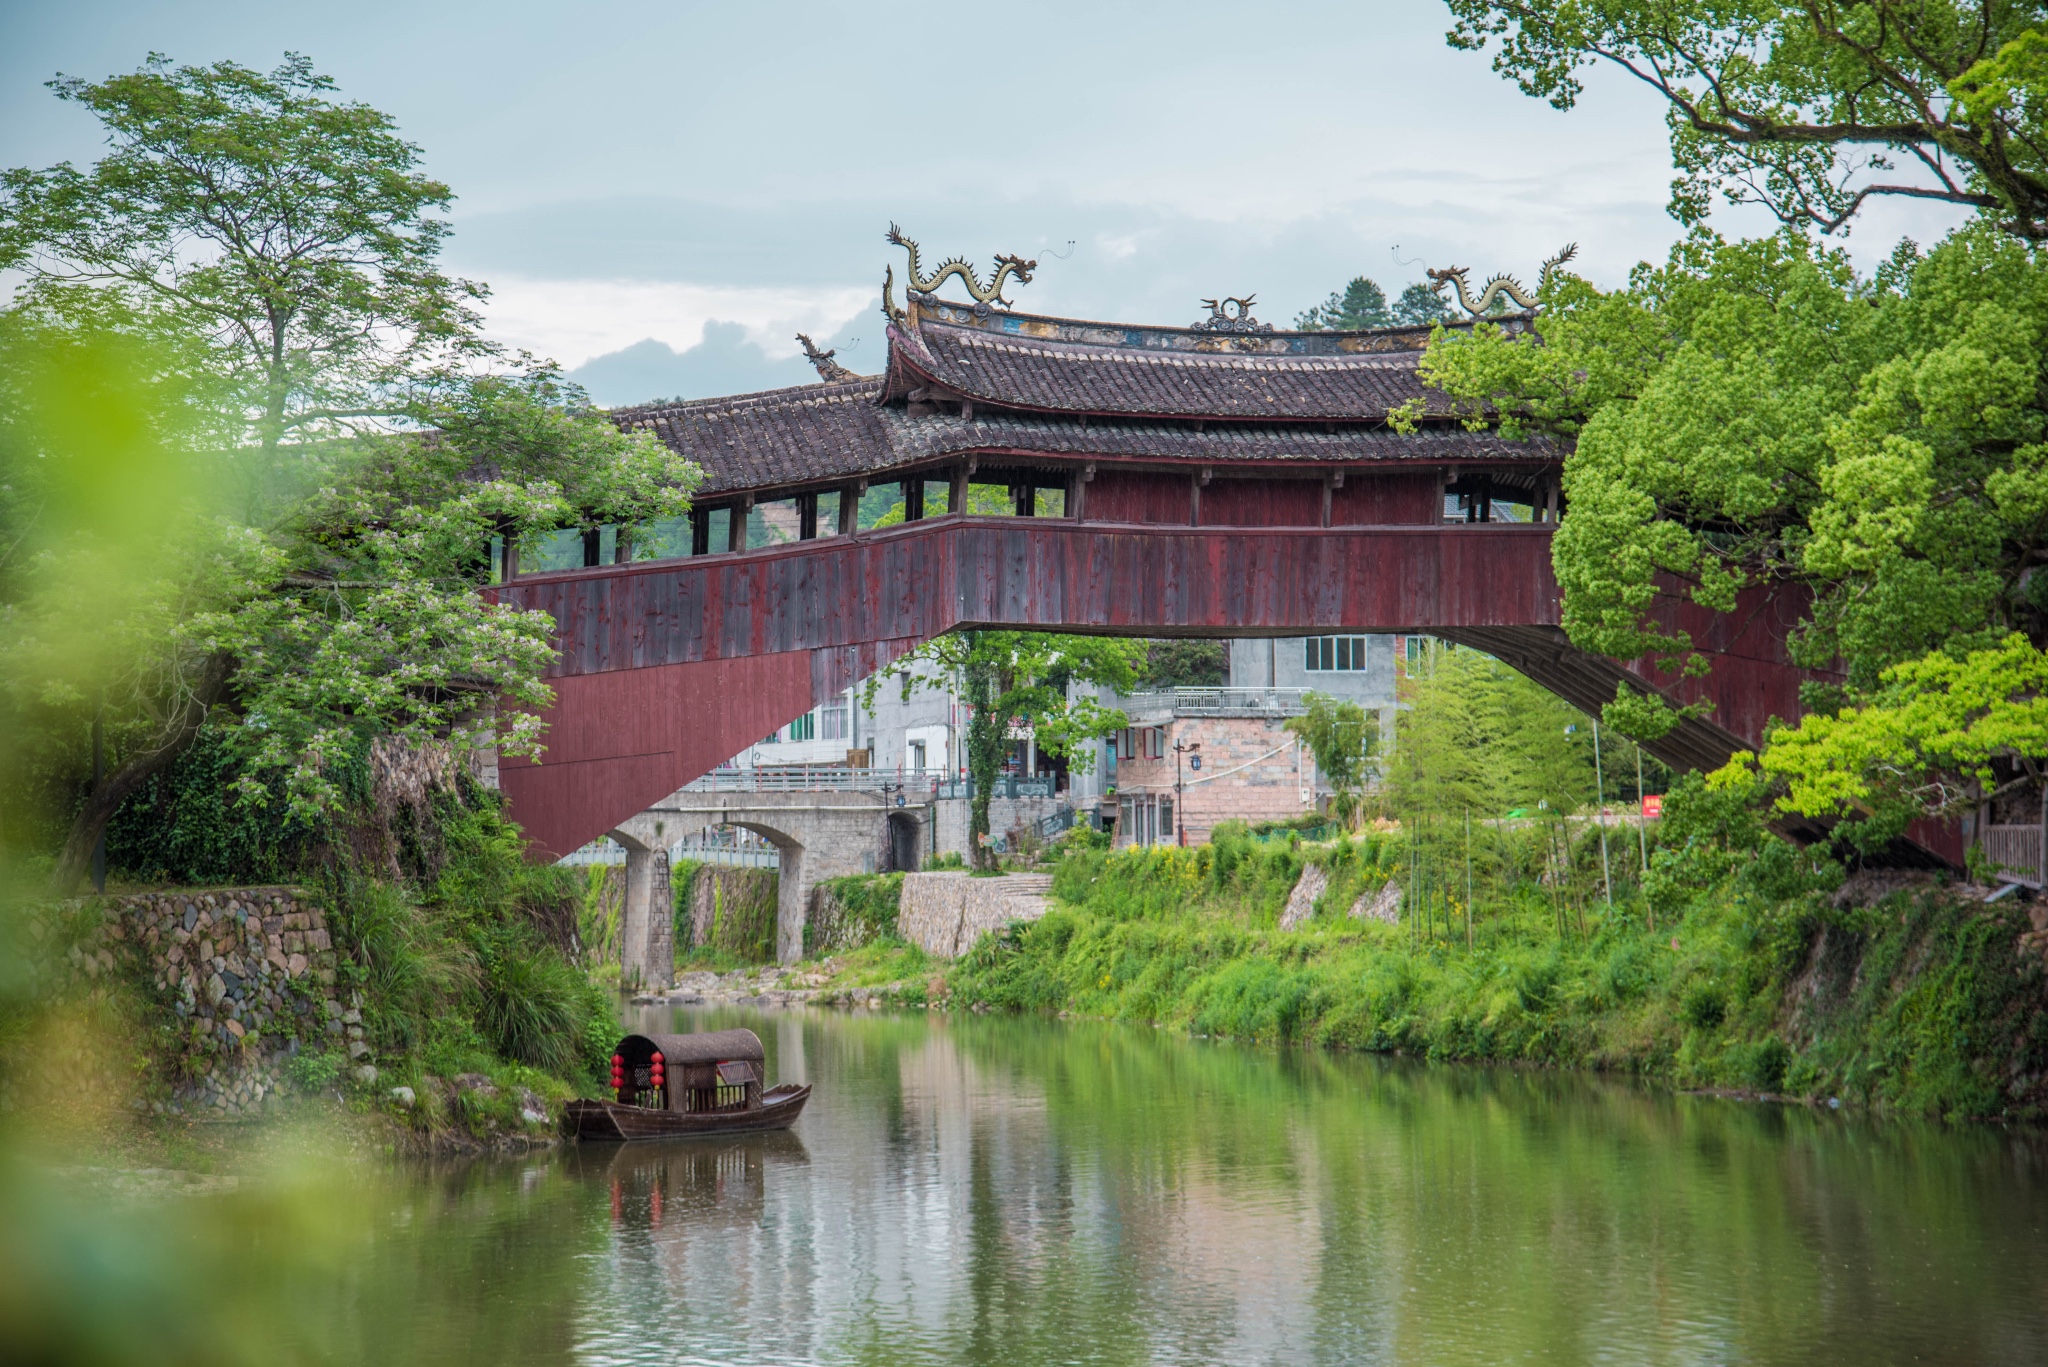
[{"left": 1, "top": 0, "right": 1970, "bottom": 407}]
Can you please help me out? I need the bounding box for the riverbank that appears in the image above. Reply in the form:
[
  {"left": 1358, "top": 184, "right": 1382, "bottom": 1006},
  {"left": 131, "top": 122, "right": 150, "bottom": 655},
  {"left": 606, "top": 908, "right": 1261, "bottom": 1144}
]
[{"left": 786, "top": 818, "right": 2048, "bottom": 1123}]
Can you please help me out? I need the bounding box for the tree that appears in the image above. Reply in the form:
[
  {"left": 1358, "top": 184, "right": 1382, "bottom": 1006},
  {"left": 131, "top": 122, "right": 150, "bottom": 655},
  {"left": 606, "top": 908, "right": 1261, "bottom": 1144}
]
[
  {"left": 1285, "top": 692, "right": 1378, "bottom": 827},
  {"left": 1444, "top": 2, "right": 2048, "bottom": 238},
  {"left": 1140, "top": 639, "right": 1227, "bottom": 688},
  {"left": 0, "top": 54, "right": 706, "bottom": 893},
  {"left": 1296, "top": 277, "right": 1456, "bottom": 330},
  {"left": 868, "top": 632, "right": 1146, "bottom": 868},
  {"left": 1418, "top": 222, "right": 2048, "bottom": 843},
  {"left": 0, "top": 53, "right": 489, "bottom": 478},
  {"left": 1297, "top": 277, "right": 1391, "bottom": 330}
]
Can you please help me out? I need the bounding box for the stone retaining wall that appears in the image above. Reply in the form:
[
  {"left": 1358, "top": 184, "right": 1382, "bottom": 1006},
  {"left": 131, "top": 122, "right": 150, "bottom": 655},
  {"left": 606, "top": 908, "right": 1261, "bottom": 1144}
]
[
  {"left": 897, "top": 872, "right": 1054, "bottom": 959},
  {"left": 65, "top": 888, "right": 353, "bottom": 1116}
]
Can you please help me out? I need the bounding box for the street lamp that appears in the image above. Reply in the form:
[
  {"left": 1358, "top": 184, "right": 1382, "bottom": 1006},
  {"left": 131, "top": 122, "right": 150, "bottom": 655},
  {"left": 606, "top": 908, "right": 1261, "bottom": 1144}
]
[{"left": 1172, "top": 740, "right": 1201, "bottom": 846}]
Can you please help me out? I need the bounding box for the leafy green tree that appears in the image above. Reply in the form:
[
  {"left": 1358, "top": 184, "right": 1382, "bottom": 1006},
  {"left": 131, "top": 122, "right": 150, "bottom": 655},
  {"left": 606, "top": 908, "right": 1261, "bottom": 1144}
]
[
  {"left": 1418, "top": 221, "right": 2048, "bottom": 841},
  {"left": 1285, "top": 692, "right": 1378, "bottom": 827},
  {"left": 1444, "top": 2, "right": 2048, "bottom": 238},
  {"left": 1394, "top": 281, "right": 1458, "bottom": 325},
  {"left": 0, "top": 58, "right": 702, "bottom": 891},
  {"left": 1297, "top": 277, "right": 1455, "bottom": 330},
  {"left": 1297, "top": 277, "right": 1392, "bottom": 330},
  {"left": 868, "top": 632, "right": 1145, "bottom": 869},
  {"left": 0, "top": 53, "right": 490, "bottom": 484},
  {"left": 1140, "top": 639, "right": 1227, "bottom": 688}
]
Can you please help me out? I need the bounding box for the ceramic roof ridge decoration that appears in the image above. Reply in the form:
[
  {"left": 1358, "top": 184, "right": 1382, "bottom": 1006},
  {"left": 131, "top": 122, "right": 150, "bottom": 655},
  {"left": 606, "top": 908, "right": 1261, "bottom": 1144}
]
[
  {"left": 1426, "top": 242, "right": 1579, "bottom": 318},
  {"left": 883, "top": 222, "right": 1038, "bottom": 322}
]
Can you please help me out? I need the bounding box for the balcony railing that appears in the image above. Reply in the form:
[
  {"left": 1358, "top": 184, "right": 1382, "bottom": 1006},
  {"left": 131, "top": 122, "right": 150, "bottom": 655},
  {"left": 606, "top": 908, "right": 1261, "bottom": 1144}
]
[
  {"left": 1113, "top": 687, "right": 1312, "bottom": 721},
  {"left": 682, "top": 767, "right": 945, "bottom": 795}
]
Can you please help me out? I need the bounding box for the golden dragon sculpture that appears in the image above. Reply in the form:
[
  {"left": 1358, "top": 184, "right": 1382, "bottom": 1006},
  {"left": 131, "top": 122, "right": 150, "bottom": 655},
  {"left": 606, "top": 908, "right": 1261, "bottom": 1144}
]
[
  {"left": 883, "top": 223, "right": 1037, "bottom": 321},
  {"left": 1427, "top": 243, "right": 1579, "bottom": 317}
]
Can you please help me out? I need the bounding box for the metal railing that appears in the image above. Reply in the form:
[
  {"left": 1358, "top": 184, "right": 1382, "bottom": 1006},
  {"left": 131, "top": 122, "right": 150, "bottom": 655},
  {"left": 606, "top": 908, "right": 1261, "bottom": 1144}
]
[
  {"left": 1114, "top": 687, "right": 1312, "bottom": 720},
  {"left": 1035, "top": 806, "right": 1078, "bottom": 840},
  {"left": 1982, "top": 824, "right": 2044, "bottom": 887},
  {"left": 678, "top": 769, "right": 1060, "bottom": 801},
  {"left": 683, "top": 766, "right": 945, "bottom": 796}
]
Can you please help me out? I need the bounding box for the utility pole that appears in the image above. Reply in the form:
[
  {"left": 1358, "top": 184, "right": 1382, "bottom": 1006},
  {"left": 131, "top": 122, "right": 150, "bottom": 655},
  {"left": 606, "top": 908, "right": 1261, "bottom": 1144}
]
[
  {"left": 1172, "top": 738, "right": 1200, "bottom": 846},
  {"left": 1591, "top": 720, "right": 1613, "bottom": 910}
]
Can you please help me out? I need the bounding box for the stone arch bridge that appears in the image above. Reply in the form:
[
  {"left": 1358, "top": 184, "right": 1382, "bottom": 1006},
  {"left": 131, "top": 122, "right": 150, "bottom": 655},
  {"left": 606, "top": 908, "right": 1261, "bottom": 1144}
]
[{"left": 608, "top": 789, "right": 931, "bottom": 982}]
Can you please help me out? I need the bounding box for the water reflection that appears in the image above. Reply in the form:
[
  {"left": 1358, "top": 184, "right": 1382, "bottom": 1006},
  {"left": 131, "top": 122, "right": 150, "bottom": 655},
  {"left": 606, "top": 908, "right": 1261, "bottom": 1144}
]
[{"left": 371, "top": 1007, "right": 2047, "bottom": 1366}]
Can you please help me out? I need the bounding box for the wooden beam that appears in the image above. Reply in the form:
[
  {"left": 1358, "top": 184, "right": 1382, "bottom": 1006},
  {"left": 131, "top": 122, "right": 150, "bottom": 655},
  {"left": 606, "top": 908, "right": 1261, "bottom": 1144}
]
[{"left": 728, "top": 497, "right": 752, "bottom": 552}]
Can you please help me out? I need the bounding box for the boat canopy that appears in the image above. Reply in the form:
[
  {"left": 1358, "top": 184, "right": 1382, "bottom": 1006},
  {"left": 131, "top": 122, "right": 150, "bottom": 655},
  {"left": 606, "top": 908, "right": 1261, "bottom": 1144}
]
[{"left": 616, "top": 1029, "right": 765, "bottom": 1067}]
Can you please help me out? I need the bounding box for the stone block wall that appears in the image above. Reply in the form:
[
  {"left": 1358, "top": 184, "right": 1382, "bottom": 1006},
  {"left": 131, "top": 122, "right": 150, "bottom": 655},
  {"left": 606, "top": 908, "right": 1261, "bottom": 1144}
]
[
  {"left": 1116, "top": 716, "right": 1312, "bottom": 845},
  {"left": 69, "top": 888, "right": 353, "bottom": 1116},
  {"left": 933, "top": 795, "right": 1068, "bottom": 860},
  {"left": 897, "top": 872, "right": 1054, "bottom": 958}
]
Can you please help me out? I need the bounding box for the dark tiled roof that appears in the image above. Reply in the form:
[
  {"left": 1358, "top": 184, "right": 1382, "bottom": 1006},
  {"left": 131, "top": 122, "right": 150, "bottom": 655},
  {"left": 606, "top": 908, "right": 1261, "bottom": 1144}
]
[
  {"left": 893, "top": 316, "right": 1460, "bottom": 420},
  {"left": 613, "top": 380, "right": 1556, "bottom": 497}
]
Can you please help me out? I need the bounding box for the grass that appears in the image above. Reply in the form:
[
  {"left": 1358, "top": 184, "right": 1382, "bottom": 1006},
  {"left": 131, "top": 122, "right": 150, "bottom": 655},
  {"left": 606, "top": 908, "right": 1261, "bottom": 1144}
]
[{"left": 935, "top": 809, "right": 2048, "bottom": 1122}]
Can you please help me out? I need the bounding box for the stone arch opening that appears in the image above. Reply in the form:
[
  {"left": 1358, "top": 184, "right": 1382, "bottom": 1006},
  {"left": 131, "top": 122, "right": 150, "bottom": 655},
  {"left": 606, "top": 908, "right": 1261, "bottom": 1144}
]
[{"left": 886, "top": 810, "right": 923, "bottom": 872}]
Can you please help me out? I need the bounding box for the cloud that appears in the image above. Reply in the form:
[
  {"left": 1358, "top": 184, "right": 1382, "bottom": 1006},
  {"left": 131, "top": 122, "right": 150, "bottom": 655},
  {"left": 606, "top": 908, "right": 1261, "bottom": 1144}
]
[
  {"left": 568, "top": 309, "right": 881, "bottom": 409},
  {"left": 480, "top": 275, "right": 873, "bottom": 370}
]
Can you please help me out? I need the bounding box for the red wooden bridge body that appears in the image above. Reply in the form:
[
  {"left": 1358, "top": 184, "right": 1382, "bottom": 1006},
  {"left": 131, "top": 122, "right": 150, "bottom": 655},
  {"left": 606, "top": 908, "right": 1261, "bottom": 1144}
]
[{"left": 486, "top": 287, "right": 1943, "bottom": 864}]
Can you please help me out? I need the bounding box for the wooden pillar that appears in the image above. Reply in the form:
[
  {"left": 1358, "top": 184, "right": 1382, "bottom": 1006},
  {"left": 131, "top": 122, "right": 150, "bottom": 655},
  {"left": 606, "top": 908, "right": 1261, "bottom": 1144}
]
[
  {"left": 798, "top": 492, "right": 818, "bottom": 540},
  {"left": 728, "top": 498, "right": 751, "bottom": 552},
  {"left": 690, "top": 508, "right": 710, "bottom": 556},
  {"left": 1321, "top": 470, "right": 1344, "bottom": 528},
  {"left": 1070, "top": 463, "right": 1094, "bottom": 522},
  {"left": 614, "top": 526, "right": 634, "bottom": 563},
  {"left": 904, "top": 479, "right": 924, "bottom": 521},
  {"left": 582, "top": 528, "right": 603, "bottom": 567},
  {"left": 950, "top": 459, "right": 976, "bottom": 515},
  {"left": 1013, "top": 482, "right": 1035, "bottom": 517},
  {"left": 497, "top": 521, "right": 520, "bottom": 581},
  {"left": 838, "top": 481, "right": 866, "bottom": 535}
]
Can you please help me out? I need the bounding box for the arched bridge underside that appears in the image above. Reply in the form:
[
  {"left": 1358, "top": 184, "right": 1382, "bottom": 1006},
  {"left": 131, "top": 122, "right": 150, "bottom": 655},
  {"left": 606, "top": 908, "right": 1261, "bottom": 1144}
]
[{"left": 495, "top": 515, "right": 1842, "bottom": 863}]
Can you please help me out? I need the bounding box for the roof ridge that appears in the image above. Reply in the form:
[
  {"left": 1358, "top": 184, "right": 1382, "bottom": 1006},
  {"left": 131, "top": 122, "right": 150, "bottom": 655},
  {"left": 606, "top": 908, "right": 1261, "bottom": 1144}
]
[{"left": 613, "top": 376, "right": 882, "bottom": 418}]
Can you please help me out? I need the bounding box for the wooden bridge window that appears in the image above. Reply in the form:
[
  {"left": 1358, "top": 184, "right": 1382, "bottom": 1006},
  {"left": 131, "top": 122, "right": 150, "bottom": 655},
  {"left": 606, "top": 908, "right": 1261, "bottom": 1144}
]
[{"left": 748, "top": 499, "right": 803, "bottom": 547}]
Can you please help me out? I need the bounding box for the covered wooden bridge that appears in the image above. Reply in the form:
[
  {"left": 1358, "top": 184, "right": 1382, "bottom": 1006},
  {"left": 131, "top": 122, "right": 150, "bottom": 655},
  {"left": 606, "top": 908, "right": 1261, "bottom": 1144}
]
[{"left": 490, "top": 284, "right": 1841, "bottom": 869}]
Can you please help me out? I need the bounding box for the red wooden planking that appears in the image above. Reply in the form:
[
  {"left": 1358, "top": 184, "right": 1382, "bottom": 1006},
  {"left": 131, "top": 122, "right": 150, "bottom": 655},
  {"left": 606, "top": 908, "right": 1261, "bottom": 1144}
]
[{"left": 497, "top": 519, "right": 1951, "bottom": 864}]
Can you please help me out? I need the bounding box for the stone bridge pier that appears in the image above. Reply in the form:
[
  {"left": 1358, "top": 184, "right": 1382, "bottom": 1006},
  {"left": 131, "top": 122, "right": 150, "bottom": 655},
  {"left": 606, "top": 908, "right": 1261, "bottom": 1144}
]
[{"left": 611, "top": 791, "right": 929, "bottom": 971}]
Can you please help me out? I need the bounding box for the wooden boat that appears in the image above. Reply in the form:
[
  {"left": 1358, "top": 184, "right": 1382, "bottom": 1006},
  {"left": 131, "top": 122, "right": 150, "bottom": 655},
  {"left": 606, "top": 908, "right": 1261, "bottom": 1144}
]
[{"left": 569, "top": 1028, "right": 810, "bottom": 1141}]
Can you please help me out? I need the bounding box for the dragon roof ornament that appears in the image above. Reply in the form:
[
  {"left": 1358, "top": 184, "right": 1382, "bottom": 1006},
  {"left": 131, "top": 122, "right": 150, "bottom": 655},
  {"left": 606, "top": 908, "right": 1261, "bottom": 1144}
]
[
  {"left": 796, "top": 332, "right": 859, "bottom": 383},
  {"left": 1427, "top": 243, "right": 1579, "bottom": 318},
  {"left": 1191, "top": 296, "right": 1273, "bottom": 334},
  {"left": 883, "top": 223, "right": 1037, "bottom": 323}
]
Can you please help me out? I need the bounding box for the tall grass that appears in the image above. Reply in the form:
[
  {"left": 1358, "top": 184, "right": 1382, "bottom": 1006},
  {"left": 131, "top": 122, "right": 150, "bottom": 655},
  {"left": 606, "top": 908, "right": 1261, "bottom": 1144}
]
[
  {"left": 323, "top": 801, "right": 612, "bottom": 1086},
  {"left": 948, "top": 781, "right": 2048, "bottom": 1120}
]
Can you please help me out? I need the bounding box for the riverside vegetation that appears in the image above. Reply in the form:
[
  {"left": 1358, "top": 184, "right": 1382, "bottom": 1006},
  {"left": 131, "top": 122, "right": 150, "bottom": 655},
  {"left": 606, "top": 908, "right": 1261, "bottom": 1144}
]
[{"left": 801, "top": 795, "right": 2048, "bottom": 1123}]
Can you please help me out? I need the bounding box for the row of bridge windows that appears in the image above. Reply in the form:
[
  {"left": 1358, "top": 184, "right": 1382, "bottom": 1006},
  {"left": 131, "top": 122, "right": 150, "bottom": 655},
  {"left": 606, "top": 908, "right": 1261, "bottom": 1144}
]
[{"left": 495, "top": 472, "right": 1563, "bottom": 580}]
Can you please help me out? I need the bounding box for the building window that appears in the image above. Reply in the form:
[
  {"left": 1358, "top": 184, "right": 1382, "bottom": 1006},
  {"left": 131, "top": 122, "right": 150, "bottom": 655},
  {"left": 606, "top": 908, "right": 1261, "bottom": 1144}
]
[
  {"left": 909, "top": 741, "right": 928, "bottom": 772},
  {"left": 789, "top": 712, "right": 816, "bottom": 741},
  {"left": 821, "top": 701, "right": 849, "bottom": 740},
  {"left": 1115, "top": 727, "right": 1165, "bottom": 760},
  {"left": 1306, "top": 636, "right": 1369, "bottom": 672}
]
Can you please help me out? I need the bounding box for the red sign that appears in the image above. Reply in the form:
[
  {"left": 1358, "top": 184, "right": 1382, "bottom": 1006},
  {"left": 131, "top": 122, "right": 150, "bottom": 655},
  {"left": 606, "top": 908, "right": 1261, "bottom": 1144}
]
[{"left": 1642, "top": 794, "right": 1663, "bottom": 819}]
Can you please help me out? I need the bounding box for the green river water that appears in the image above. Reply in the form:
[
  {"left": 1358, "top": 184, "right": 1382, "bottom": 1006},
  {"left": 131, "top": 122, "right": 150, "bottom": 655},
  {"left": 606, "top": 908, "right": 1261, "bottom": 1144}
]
[{"left": 358, "top": 1004, "right": 2048, "bottom": 1365}]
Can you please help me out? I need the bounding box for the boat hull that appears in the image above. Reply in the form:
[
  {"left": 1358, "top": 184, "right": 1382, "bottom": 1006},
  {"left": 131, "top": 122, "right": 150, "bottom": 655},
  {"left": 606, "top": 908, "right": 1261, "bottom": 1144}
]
[{"left": 568, "top": 1084, "right": 811, "bottom": 1141}]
